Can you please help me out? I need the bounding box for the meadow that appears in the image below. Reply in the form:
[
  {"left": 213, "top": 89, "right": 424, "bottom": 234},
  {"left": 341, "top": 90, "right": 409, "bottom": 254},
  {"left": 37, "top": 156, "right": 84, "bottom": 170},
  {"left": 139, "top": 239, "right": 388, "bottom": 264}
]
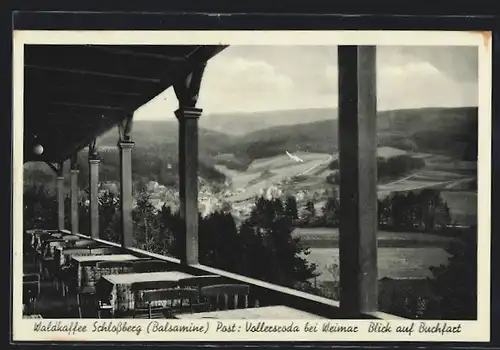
[
  {"left": 293, "top": 227, "right": 457, "bottom": 248},
  {"left": 305, "top": 246, "right": 450, "bottom": 282}
]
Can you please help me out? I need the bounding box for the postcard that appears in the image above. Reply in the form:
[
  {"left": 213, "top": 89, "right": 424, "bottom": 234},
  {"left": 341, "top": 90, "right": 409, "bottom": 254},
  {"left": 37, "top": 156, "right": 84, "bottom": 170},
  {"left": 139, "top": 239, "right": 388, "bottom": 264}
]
[{"left": 12, "top": 29, "right": 491, "bottom": 342}]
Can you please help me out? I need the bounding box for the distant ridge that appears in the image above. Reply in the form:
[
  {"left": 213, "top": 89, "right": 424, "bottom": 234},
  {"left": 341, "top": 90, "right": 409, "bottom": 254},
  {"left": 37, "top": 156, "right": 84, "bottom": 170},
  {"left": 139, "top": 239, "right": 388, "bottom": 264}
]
[
  {"left": 200, "top": 108, "right": 337, "bottom": 135},
  {"left": 217, "top": 106, "right": 478, "bottom": 166},
  {"left": 200, "top": 106, "right": 477, "bottom": 136}
]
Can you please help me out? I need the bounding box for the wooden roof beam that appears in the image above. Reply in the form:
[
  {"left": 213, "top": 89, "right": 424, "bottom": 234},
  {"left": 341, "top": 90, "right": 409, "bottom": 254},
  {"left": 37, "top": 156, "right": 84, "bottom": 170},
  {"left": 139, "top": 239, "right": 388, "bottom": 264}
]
[
  {"left": 25, "top": 66, "right": 162, "bottom": 95},
  {"left": 25, "top": 64, "right": 162, "bottom": 83},
  {"left": 25, "top": 45, "right": 174, "bottom": 81},
  {"left": 26, "top": 86, "right": 147, "bottom": 112},
  {"left": 32, "top": 102, "right": 128, "bottom": 115},
  {"left": 26, "top": 85, "right": 145, "bottom": 98}
]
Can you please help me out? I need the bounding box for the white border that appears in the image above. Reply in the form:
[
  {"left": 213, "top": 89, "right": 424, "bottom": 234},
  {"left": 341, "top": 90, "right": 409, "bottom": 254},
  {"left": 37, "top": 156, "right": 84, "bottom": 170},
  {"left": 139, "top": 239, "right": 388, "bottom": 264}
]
[{"left": 12, "top": 30, "right": 492, "bottom": 342}]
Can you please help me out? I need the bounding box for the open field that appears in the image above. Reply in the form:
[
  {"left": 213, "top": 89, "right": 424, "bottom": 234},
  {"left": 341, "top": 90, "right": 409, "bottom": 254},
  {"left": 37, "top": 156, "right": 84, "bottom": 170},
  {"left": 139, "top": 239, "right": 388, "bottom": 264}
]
[
  {"left": 248, "top": 152, "right": 330, "bottom": 173},
  {"left": 217, "top": 152, "right": 332, "bottom": 202},
  {"left": 214, "top": 146, "right": 477, "bottom": 227},
  {"left": 306, "top": 247, "right": 450, "bottom": 282},
  {"left": 293, "top": 227, "right": 457, "bottom": 248}
]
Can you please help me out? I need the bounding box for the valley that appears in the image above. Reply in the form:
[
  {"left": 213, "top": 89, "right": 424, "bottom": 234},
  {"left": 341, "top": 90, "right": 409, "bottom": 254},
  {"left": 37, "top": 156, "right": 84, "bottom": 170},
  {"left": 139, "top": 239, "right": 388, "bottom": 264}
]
[
  {"left": 23, "top": 105, "right": 479, "bottom": 287},
  {"left": 24, "top": 106, "right": 478, "bottom": 229}
]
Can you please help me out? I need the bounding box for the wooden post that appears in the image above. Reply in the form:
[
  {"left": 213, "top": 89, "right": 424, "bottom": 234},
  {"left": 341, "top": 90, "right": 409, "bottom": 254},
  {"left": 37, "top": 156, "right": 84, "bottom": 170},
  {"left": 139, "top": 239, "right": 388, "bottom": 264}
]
[
  {"left": 88, "top": 144, "right": 100, "bottom": 239},
  {"left": 338, "top": 46, "right": 378, "bottom": 316},
  {"left": 176, "top": 107, "right": 202, "bottom": 265},
  {"left": 56, "top": 166, "right": 65, "bottom": 231},
  {"left": 119, "top": 140, "right": 135, "bottom": 247},
  {"left": 173, "top": 62, "right": 206, "bottom": 266},
  {"left": 70, "top": 155, "right": 79, "bottom": 234}
]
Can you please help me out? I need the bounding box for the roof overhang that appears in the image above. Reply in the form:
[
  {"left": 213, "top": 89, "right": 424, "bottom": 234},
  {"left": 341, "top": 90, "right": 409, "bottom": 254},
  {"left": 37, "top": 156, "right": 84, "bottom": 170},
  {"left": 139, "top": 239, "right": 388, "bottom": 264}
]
[{"left": 23, "top": 44, "right": 227, "bottom": 163}]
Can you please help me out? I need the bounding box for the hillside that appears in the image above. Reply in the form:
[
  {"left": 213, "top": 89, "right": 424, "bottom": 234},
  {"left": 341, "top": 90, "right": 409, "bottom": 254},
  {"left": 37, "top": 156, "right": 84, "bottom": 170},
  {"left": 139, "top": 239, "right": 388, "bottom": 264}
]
[
  {"left": 215, "top": 106, "right": 478, "bottom": 170},
  {"left": 24, "top": 122, "right": 234, "bottom": 190},
  {"left": 98, "top": 120, "right": 234, "bottom": 157},
  {"left": 200, "top": 108, "right": 337, "bottom": 136},
  {"left": 24, "top": 106, "right": 477, "bottom": 196}
]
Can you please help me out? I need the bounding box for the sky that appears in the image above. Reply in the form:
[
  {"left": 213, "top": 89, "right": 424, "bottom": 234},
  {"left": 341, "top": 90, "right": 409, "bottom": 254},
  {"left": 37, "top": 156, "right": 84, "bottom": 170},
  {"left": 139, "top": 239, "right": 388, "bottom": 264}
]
[{"left": 134, "top": 45, "right": 478, "bottom": 121}]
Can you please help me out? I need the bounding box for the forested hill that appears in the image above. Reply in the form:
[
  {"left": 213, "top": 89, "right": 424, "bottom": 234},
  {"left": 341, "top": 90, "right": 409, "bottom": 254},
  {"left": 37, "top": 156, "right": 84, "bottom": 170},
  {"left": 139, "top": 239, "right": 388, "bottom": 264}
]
[
  {"left": 215, "top": 106, "right": 478, "bottom": 170},
  {"left": 24, "top": 106, "right": 477, "bottom": 189}
]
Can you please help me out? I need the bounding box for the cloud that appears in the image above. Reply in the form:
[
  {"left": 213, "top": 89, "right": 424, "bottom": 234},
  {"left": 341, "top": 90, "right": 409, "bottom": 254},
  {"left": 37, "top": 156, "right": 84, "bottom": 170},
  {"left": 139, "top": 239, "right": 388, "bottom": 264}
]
[
  {"left": 380, "top": 46, "right": 478, "bottom": 82},
  {"left": 134, "top": 45, "right": 478, "bottom": 120},
  {"left": 377, "top": 60, "right": 477, "bottom": 110}
]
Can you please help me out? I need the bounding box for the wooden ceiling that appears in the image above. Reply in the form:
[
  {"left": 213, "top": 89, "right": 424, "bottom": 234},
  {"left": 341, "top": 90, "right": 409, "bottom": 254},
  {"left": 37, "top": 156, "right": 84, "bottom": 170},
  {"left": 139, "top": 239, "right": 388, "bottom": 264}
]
[{"left": 23, "top": 44, "right": 226, "bottom": 163}]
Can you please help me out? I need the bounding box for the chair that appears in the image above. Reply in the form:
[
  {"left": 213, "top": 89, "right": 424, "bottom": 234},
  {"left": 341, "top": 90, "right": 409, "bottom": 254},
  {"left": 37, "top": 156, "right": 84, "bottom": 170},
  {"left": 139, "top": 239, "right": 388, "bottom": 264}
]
[
  {"left": 94, "top": 261, "right": 135, "bottom": 282},
  {"left": 131, "top": 280, "right": 181, "bottom": 293},
  {"left": 178, "top": 275, "right": 226, "bottom": 290},
  {"left": 76, "top": 285, "right": 97, "bottom": 318},
  {"left": 178, "top": 275, "right": 226, "bottom": 311},
  {"left": 200, "top": 284, "right": 250, "bottom": 311},
  {"left": 60, "top": 262, "right": 78, "bottom": 298},
  {"left": 24, "top": 263, "right": 40, "bottom": 275},
  {"left": 90, "top": 247, "right": 121, "bottom": 257},
  {"left": 131, "top": 260, "right": 171, "bottom": 273},
  {"left": 41, "top": 241, "right": 67, "bottom": 289},
  {"left": 76, "top": 261, "right": 134, "bottom": 318},
  {"left": 24, "top": 237, "right": 37, "bottom": 259},
  {"left": 24, "top": 273, "right": 41, "bottom": 283},
  {"left": 76, "top": 285, "right": 115, "bottom": 319},
  {"left": 133, "top": 288, "right": 199, "bottom": 319},
  {"left": 23, "top": 276, "right": 41, "bottom": 315}
]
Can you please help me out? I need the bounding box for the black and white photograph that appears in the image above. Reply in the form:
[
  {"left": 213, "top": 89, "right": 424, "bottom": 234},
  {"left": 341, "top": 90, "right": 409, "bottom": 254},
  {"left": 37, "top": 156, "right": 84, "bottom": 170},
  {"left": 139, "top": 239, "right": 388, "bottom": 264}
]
[{"left": 12, "top": 30, "right": 491, "bottom": 342}]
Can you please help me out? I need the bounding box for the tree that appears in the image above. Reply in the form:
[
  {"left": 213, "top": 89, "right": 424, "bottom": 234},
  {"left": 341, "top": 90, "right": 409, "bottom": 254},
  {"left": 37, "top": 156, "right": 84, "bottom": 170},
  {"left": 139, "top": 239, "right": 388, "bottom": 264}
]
[
  {"left": 419, "top": 189, "right": 451, "bottom": 231},
  {"left": 99, "top": 190, "right": 121, "bottom": 243},
  {"left": 133, "top": 186, "right": 165, "bottom": 253},
  {"left": 199, "top": 210, "right": 241, "bottom": 271},
  {"left": 311, "top": 263, "right": 341, "bottom": 300},
  {"left": 285, "top": 195, "right": 298, "bottom": 220},
  {"left": 381, "top": 190, "right": 451, "bottom": 232},
  {"left": 23, "top": 184, "right": 58, "bottom": 229},
  {"left": 378, "top": 196, "right": 393, "bottom": 227},
  {"left": 244, "top": 197, "right": 319, "bottom": 288},
  {"left": 428, "top": 227, "right": 477, "bottom": 319},
  {"left": 322, "top": 195, "right": 340, "bottom": 227},
  {"left": 160, "top": 206, "right": 183, "bottom": 259},
  {"left": 304, "top": 200, "right": 316, "bottom": 223}
]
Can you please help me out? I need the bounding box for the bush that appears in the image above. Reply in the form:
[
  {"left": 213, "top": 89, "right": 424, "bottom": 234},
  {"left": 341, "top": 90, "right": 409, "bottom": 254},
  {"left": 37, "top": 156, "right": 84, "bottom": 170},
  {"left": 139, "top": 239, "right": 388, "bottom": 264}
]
[
  {"left": 428, "top": 228, "right": 477, "bottom": 319},
  {"left": 23, "top": 184, "right": 57, "bottom": 229}
]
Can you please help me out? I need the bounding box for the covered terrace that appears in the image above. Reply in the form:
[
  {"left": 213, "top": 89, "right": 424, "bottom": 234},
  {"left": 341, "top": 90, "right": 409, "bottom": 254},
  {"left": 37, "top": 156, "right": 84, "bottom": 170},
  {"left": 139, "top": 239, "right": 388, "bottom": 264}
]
[{"left": 22, "top": 44, "right": 400, "bottom": 320}]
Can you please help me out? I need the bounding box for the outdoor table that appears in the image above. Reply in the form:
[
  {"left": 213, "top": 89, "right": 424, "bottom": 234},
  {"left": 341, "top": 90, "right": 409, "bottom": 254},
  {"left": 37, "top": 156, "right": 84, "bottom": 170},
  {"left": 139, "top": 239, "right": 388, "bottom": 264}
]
[
  {"left": 175, "top": 305, "right": 327, "bottom": 319},
  {"left": 31, "top": 231, "right": 57, "bottom": 253},
  {"left": 56, "top": 246, "right": 121, "bottom": 268},
  {"left": 71, "top": 254, "right": 142, "bottom": 289},
  {"left": 33, "top": 231, "right": 73, "bottom": 254},
  {"left": 96, "top": 271, "right": 193, "bottom": 315},
  {"left": 26, "top": 229, "right": 45, "bottom": 246},
  {"left": 44, "top": 237, "right": 81, "bottom": 258}
]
